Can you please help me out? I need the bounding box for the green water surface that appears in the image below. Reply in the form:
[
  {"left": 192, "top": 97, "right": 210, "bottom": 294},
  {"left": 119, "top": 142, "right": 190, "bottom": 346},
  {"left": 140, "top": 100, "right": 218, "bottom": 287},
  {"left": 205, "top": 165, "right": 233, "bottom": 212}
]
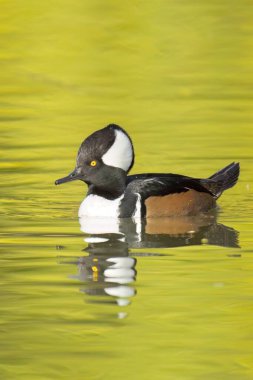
[{"left": 1, "top": 1, "right": 253, "bottom": 379}]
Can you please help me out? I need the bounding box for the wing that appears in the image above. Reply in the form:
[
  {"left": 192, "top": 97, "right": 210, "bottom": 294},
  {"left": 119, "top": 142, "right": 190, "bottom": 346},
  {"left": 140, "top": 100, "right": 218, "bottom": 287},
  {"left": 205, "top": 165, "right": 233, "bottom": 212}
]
[{"left": 119, "top": 173, "right": 215, "bottom": 218}]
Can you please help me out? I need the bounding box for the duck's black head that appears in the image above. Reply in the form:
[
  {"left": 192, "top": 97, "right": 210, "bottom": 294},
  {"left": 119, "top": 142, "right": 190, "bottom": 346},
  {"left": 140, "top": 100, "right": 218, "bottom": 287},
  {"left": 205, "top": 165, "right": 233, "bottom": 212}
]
[{"left": 55, "top": 124, "right": 135, "bottom": 199}]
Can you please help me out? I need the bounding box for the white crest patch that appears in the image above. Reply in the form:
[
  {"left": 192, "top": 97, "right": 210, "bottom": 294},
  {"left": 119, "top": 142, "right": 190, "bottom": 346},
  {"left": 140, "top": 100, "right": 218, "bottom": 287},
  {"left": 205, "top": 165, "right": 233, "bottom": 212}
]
[{"left": 102, "top": 129, "right": 133, "bottom": 171}]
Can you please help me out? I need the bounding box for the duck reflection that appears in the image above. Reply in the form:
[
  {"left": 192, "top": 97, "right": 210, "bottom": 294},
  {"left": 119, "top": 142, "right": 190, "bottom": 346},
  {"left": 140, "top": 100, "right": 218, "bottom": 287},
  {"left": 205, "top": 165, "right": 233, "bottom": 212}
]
[
  {"left": 80, "top": 213, "right": 239, "bottom": 249},
  {"left": 61, "top": 235, "right": 137, "bottom": 319},
  {"left": 59, "top": 213, "right": 239, "bottom": 318}
]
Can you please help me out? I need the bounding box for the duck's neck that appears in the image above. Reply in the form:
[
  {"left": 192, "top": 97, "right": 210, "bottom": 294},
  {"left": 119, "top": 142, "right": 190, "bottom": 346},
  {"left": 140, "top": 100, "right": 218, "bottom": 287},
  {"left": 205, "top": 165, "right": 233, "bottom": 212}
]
[{"left": 87, "top": 174, "right": 126, "bottom": 200}]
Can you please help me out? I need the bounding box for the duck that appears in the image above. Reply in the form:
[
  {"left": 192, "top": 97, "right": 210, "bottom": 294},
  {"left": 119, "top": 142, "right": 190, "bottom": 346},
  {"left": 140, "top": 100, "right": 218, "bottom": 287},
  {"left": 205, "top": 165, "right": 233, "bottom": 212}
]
[{"left": 55, "top": 124, "right": 240, "bottom": 218}]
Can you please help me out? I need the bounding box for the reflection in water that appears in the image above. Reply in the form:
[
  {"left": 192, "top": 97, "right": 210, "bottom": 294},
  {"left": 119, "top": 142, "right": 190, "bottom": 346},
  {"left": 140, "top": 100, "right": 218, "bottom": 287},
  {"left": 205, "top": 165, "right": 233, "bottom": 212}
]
[
  {"left": 59, "top": 213, "right": 239, "bottom": 318},
  {"left": 80, "top": 213, "right": 239, "bottom": 249},
  {"left": 60, "top": 236, "right": 137, "bottom": 319}
]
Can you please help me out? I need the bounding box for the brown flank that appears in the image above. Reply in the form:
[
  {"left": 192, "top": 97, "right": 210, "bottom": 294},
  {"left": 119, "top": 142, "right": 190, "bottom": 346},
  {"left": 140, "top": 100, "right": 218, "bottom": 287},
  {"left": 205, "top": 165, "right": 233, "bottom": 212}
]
[{"left": 145, "top": 190, "right": 216, "bottom": 218}]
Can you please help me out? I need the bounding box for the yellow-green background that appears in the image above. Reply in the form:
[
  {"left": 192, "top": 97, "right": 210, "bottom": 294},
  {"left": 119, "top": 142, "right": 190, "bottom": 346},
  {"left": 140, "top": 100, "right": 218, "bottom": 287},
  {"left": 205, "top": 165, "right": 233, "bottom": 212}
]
[{"left": 1, "top": 1, "right": 253, "bottom": 379}]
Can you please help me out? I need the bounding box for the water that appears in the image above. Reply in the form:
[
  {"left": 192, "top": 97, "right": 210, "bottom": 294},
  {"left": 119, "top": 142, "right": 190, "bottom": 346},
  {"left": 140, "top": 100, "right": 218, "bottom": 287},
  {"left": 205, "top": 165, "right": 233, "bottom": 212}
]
[{"left": 1, "top": 1, "right": 253, "bottom": 379}]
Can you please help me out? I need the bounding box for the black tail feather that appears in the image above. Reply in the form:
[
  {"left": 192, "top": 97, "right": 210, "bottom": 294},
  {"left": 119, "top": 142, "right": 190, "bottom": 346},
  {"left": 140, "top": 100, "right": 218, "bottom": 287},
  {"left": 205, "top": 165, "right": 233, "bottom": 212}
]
[{"left": 207, "top": 162, "right": 240, "bottom": 198}]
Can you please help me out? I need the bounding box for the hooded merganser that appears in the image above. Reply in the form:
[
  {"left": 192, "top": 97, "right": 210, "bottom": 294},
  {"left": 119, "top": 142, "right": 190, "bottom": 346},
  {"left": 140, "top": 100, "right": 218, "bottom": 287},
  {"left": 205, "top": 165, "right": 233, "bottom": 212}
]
[{"left": 55, "top": 124, "right": 240, "bottom": 218}]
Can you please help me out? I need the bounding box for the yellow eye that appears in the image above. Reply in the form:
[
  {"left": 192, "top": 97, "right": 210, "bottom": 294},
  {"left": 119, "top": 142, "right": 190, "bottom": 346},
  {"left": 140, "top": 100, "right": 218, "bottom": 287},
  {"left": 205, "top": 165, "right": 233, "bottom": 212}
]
[{"left": 90, "top": 160, "right": 97, "bottom": 167}]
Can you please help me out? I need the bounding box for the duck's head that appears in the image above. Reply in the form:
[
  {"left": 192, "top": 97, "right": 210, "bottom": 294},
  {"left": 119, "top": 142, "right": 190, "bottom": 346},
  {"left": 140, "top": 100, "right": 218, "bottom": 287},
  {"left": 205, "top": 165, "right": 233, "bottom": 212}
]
[{"left": 55, "top": 124, "right": 134, "bottom": 198}]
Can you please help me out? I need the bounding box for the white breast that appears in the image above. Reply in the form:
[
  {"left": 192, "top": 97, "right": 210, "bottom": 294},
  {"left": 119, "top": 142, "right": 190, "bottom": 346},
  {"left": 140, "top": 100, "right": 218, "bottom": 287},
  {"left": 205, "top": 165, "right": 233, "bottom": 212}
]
[{"left": 78, "top": 194, "right": 123, "bottom": 218}]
